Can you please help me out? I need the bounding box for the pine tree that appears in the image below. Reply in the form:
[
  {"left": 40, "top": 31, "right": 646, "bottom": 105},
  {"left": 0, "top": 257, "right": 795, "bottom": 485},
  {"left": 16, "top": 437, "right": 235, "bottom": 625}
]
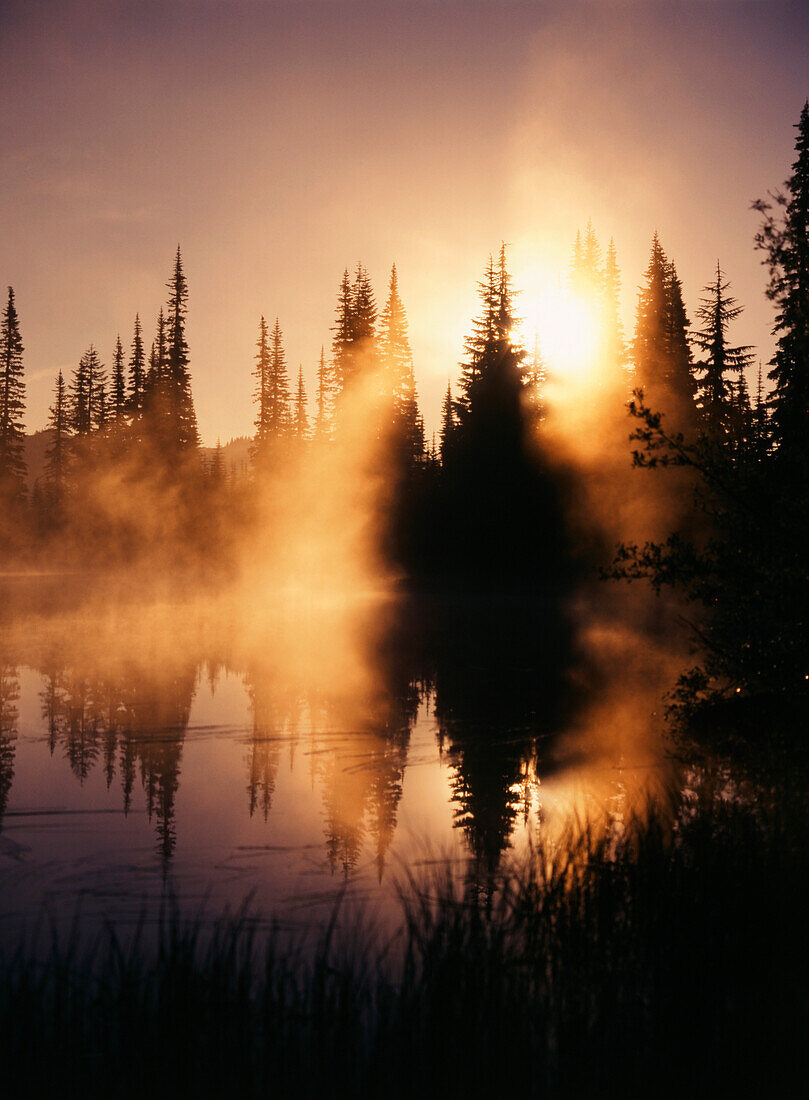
[
  {"left": 632, "top": 234, "right": 697, "bottom": 428},
  {"left": 439, "top": 381, "right": 457, "bottom": 465},
  {"left": 315, "top": 346, "right": 332, "bottom": 437},
  {"left": 331, "top": 263, "right": 378, "bottom": 399},
  {"left": 165, "top": 246, "right": 199, "bottom": 448},
  {"left": 252, "top": 315, "right": 271, "bottom": 453},
  {"left": 0, "top": 287, "right": 26, "bottom": 501},
  {"left": 112, "top": 336, "right": 126, "bottom": 421},
  {"left": 253, "top": 317, "right": 291, "bottom": 456},
  {"left": 128, "top": 314, "right": 146, "bottom": 415},
  {"left": 294, "top": 366, "right": 308, "bottom": 439},
  {"left": 210, "top": 438, "right": 225, "bottom": 483},
  {"left": 70, "top": 346, "right": 106, "bottom": 434},
  {"left": 44, "top": 370, "right": 70, "bottom": 510},
  {"left": 379, "top": 264, "right": 422, "bottom": 463},
  {"left": 331, "top": 268, "right": 355, "bottom": 395},
  {"left": 692, "top": 261, "right": 755, "bottom": 436},
  {"left": 754, "top": 101, "right": 809, "bottom": 460},
  {"left": 457, "top": 244, "right": 523, "bottom": 427},
  {"left": 570, "top": 219, "right": 604, "bottom": 300},
  {"left": 603, "top": 238, "right": 628, "bottom": 385}
]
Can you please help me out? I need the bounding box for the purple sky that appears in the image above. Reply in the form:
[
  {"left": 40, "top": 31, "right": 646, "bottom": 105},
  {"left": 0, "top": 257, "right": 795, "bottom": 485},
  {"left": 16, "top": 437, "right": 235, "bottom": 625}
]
[{"left": 2, "top": 0, "right": 808, "bottom": 443}]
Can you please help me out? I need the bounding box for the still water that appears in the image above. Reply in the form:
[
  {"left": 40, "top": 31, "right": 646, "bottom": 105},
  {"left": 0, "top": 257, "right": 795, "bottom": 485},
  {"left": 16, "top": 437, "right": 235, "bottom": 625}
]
[{"left": 0, "top": 576, "right": 676, "bottom": 940}]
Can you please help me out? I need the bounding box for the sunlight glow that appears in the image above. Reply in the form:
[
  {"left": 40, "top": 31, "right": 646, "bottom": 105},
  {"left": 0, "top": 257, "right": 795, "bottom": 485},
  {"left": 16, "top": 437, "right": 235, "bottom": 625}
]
[{"left": 520, "top": 285, "right": 602, "bottom": 380}]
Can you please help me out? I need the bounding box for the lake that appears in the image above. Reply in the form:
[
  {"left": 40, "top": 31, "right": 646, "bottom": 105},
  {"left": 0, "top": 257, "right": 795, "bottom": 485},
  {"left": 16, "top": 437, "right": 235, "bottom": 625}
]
[{"left": 0, "top": 575, "right": 679, "bottom": 943}]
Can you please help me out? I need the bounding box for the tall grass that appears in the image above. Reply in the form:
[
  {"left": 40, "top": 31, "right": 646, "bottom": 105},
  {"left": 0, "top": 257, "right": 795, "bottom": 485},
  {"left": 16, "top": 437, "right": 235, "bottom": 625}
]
[{"left": 2, "top": 783, "right": 808, "bottom": 1099}]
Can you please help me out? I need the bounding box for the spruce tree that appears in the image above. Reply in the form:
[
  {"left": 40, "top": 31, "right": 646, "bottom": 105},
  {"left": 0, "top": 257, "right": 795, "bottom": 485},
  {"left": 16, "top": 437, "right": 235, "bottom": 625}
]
[
  {"left": 252, "top": 315, "right": 271, "bottom": 454},
  {"left": 754, "top": 101, "right": 809, "bottom": 460},
  {"left": 632, "top": 234, "right": 697, "bottom": 429},
  {"left": 0, "top": 287, "right": 26, "bottom": 501},
  {"left": 165, "top": 246, "right": 199, "bottom": 448},
  {"left": 128, "top": 314, "right": 146, "bottom": 415},
  {"left": 70, "top": 346, "right": 106, "bottom": 434},
  {"left": 692, "top": 261, "right": 755, "bottom": 436},
  {"left": 112, "top": 336, "right": 126, "bottom": 421},
  {"left": 294, "top": 366, "right": 308, "bottom": 439},
  {"left": 379, "top": 264, "right": 422, "bottom": 463},
  {"left": 603, "top": 238, "right": 628, "bottom": 385},
  {"left": 331, "top": 269, "right": 355, "bottom": 395},
  {"left": 44, "top": 370, "right": 70, "bottom": 511},
  {"left": 439, "top": 381, "right": 457, "bottom": 465},
  {"left": 315, "top": 346, "right": 332, "bottom": 437},
  {"left": 264, "top": 318, "right": 291, "bottom": 438}
]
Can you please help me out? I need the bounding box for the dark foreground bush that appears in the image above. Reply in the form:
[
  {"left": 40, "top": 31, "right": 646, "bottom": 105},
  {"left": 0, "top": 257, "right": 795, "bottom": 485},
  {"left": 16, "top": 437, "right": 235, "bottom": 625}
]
[{"left": 2, "top": 786, "right": 808, "bottom": 1099}]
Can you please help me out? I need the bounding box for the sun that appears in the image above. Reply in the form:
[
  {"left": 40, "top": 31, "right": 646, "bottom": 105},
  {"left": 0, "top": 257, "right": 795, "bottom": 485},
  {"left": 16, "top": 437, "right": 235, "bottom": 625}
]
[{"left": 519, "top": 285, "right": 602, "bottom": 380}]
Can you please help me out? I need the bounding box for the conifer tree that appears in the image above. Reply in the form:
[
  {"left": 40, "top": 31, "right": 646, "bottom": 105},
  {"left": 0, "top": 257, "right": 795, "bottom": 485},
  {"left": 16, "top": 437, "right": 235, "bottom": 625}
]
[
  {"left": 332, "top": 269, "right": 355, "bottom": 395},
  {"left": 692, "top": 261, "right": 755, "bottom": 436},
  {"left": 294, "top": 366, "right": 308, "bottom": 439},
  {"left": 439, "top": 381, "right": 457, "bottom": 465},
  {"left": 70, "top": 346, "right": 106, "bottom": 434},
  {"left": 0, "top": 287, "right": 26, "bottom": 501},
  {"left": 128, "top": 314, "right": 146, "bottom": 415},
  {"left": 632, "top": 234, "right": 697, "bottom": 428},
  {"left": 379, "top": 264, "right": 422, "bottom": 463},
  {"left": 165, "top": 246, "right": 199, "bottom": 448},
  {"left": 44, "top": 370, "right": 70, "bottom": 511},
  {"left": 253, "top": 318, "right": 291, "bottom": 452},
  {"left": 112, "top": 336, "right": 126, "bottom": 421},
  {"left": 252, "top": 315, "right": 271, "bottom": 453},
  {"left": 457, "top": 244, "right": 523, "bottom": 427},
  {"left": 315, "top": 346, "right": 332, "bottom": 437},
  {"left": 754, "top": 101, "right": 809, "bottom": 460},
  {"left": 331, "top": 263, "right": 378, "bottom": 398},
  {"left": 603, "top": 239, "right": 628, "bottom": 384}
]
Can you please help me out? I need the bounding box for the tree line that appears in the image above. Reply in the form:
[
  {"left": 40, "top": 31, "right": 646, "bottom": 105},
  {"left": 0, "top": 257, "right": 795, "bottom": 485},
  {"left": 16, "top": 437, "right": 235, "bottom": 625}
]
[{"left": 2, "top": 103, "right": 808, "bottom": 705}]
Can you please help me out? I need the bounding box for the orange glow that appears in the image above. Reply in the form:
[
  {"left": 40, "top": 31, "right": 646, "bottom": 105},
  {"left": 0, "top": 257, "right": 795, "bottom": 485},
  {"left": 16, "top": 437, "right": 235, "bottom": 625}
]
[{"left": 520, "top": 284, "right": 601, "bottom": 382}]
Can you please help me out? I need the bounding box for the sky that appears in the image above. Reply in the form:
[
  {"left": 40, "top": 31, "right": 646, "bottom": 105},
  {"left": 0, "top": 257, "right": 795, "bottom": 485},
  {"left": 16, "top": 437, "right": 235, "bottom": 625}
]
[{"left": 2, "top": 0, "right": 808, "bottom": 445}]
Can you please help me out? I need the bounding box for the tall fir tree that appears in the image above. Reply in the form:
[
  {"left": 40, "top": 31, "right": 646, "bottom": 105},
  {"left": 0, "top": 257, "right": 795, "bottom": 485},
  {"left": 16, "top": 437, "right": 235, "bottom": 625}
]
[
  {"left": 69, "top": 345, "right": 106, "bottom": 435},
  {"left": 692, "top": 261, "right": 755, "bottom": 436},
  {"left": 165, "top": 246, "right": 199, "bottom": 448},
  {"left": 44, "top": 370, "right": 70, "bottom": 512},
  {"left": 603, "top": 238, "right": 628, "bottom": 385},
  {"left": 315, "top": 346, "right": 332, "bottom": 437},
  {"left": 439, "top": 380, "right": 458, "bottom": 465},
  {"left": 112, "top": 336, "right": 126, "bottom": 421},
  {"left": 632, "top": 234, "right": 697, "bottom": 429},
  {"left": 294, "top": 366, "right": 308, "bottom": 440},
  {"left": 0, "top": 287, "right": 26, "bottom": 501},
  {"left": 379, "top": 264, "right": 422, "bottom": 463},
  {"left": 128, "top": 314, "right": 146, "bottom": 415},
  {"left": 331, "top": 268, "right": 355, "bottom": 395},
  {"left": 252, "top": 315, "right": 271, "bottom": 454},
  {"left": 754, "top": 101, "right": 809, "bottom": 461}
]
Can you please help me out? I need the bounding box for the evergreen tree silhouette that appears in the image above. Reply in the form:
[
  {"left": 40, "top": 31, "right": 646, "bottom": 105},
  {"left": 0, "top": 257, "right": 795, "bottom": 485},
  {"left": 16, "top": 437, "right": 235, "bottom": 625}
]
[
  {"left": 379, "top": 264, "right": 423, "bottom": 463},
  {"left": 128, "top": 313, "right": 146, "bottom": 417},
  {"left": 165, "top": 246, "right": 199, "bottom": 448},
  {"left": 693, "top": 261, "right": 755, "bottom": 437},
  {"left": 633, "top": 234, "right": 697, "bottom": 430},
  {"left": 754, "top": 101, "right": 809, "bottom": 464},
  {"left": 439, "top": 380, "right": 457, "bottom": 465},
  {"left": 0, "top": 287, "right": 26, "bottom": 504},
  {"left": 264, "top": 318, "right": 291, "bottom": 438},
  {"left": 252, "top": 315, "right": 271, "bottom": 458},
  {"left": 69, "top": 346, "right": 106, "bottom": 434},
  {"left": 294, "top": 365, "right": 308, "bottom": 439},
  {"left": 603, "top": 238, "right": 628, "bottom": 385},
  {"left": 112, "top": 335, "right": 126, "bottom": 421},
  {"left": 44, "top": 370, "right": 70, "bottom": 520},
  {"left": 315, "top": 346, "right": 333, "bottom": 437}
]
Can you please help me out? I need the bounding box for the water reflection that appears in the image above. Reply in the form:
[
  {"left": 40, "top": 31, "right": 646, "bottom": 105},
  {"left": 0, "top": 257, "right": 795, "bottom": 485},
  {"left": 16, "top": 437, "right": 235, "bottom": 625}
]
[{"left": 0, "top": 578, "right": 679, "bottom": 927}]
